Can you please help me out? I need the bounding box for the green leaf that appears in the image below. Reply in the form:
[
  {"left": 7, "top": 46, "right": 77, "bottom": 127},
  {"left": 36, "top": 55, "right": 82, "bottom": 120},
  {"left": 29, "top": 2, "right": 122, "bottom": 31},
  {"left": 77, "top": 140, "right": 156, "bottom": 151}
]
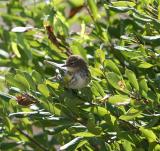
[
  {"left": 60, "top": 137, "right": 83, "bottom": 150},
  {"left": 22, "top": 72, "right": 37, "bottom": 91},
  {"left": 121, "top": 139, "right": 133, "bottom": 151},
  {"left": 46, "top": 80, "right": 59, "bottom": 90},
  {"left": 90, "top": 67, "right": 104, "bottom": 77},
  {"left": 5, "top": 74, "right": 28, "bottom": 91},
  {"left": 11, "top": 42, "right": 21, "bottom": 58},
  {"left": 73, "top": 132, "right": 95, "bottom": 137},
  {"left": 104, "top": 60, "right": 121, "bottom": 75},
  {"left": 106, "top": 72, "right": 121, "bottom": 90},
  {"left": 70, "top": 41, "right": 87, "bottom": 60},
  {"left": 0, "top": 92, "right": 14, "bottom": 102},
  {"left": 91, "top": 80, "right": 105, "bottom": 97},
  {"left": 114, "top": 46, "right": 133, "bottom": 52},
  {"left": 45, "top": 125, "right": 71, "bottom": 134},
  {"left": 150, "top": 144, "right": 160, "bottom": 151},
  {"left": 92, "top": 106, "right": 109, "bottom": 117},
  {"left": 125, "top": 69, "right": 139, "bottom": 91},
  {"left": 4, "top": 117, "right": 14, "bottom": 131},
  {"left": 106, "top": 72, "right": 128, "bottom": 93},
  {"left": 95, "top": 49, "right": 105, "bottom": 63},
  {"left": 1, "top": 14, "right": 27, "bottom": 22},
  {"left": 86, "top": 113, "right": 102, "bottom": 135},
  {"left": 32, "top": 70, "right": 43, "bottom": 84},
  {"left": 75, "top": 140, "right": 88, "bottom": 150},
  {"left": 119, "top": 108, "right": 142, "bottom": 121},
  {"left": 54, "top": 12, "right": 69, "bottom": 37},
  {"left": 108, "top": 95, "right": 131, "bottom": 105},
  {"left": 0, "top": 142, "right": 23, "bottom": 150},
  {"left": 69, "top": 0, "right": 84, "bottom": 7},
  {"left": 132, "top": 13, "right": 152, "bottom": 24},
  {"left": 9, "top": 111, "right": 51, "bottom": 118},
  {"left": 111, "top": 1, "right": 136, "bottom": 7},
  {"left": 87, "top": 0, "right": 98, "bottom": 20},
  {"left": 15, "top": 74, "right": 30, "bottom": 90},
  {"left": 108, "top": 5, "right": 132, "bottom": 13},
  {"left": 137, "top": 62, "right": 153, "bottom": 69},
  {"left": 142, "top": 35, "right": 160, "bottom": 41},
  {"left": 139, "top": 76, "right": 149, "bottom": 93},
  {"left": 38, "top": 84, "right": 50, "bottom": 97},
  {"left": 139, "top": 127, "right": 157, "bottom": 143},
  {"left": 17, "top": 34, "right": 32, "bottom": 60}
]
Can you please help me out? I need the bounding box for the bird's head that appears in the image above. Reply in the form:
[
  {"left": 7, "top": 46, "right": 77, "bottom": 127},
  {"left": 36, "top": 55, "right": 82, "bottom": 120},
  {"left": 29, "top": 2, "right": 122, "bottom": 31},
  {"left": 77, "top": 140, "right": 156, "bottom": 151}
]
[{"left": 63, "top": 55, "right": 88, "bottom": 72}]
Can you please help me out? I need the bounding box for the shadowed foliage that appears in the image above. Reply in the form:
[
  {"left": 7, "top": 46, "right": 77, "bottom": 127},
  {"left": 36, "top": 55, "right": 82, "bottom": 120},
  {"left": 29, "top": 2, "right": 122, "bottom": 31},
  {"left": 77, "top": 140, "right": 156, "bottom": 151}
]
[{"left": 0, "top": 0, "right": 160, "bottom": 150}]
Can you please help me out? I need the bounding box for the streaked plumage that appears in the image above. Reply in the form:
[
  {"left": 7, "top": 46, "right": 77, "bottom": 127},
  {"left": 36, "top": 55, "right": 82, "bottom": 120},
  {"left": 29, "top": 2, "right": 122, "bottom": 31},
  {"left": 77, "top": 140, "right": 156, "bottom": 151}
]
[{"left": 63, "top": 55, "right": 91, "bottom": 89}]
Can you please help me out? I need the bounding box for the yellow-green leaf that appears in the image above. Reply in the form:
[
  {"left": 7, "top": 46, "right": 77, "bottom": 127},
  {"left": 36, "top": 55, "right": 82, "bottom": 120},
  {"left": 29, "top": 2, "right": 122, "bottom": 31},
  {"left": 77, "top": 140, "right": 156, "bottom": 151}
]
[
  {"left": 11, "top": 42, "right": 21, "bottom": 58},
  {"left": 104, "top": 60, "right": 121, "bottom": 75},
  {"left": 111, "top": 1, "right": 136, "bottom": 7},
  {"left": 108, "top": 95, "right": 131, "bottom": 106},
  {"left": 119, "top": 108, "right": 142, "bottom": 121},
  {"left": 87, "top": 0, "right": 98, "bottom": 20},
  {"left": 125, "top": 69, "right": 139, "bottom": 91},
  {"left": 137, "top": 62, "right": 153, "bottom": 69},
  {"left": 73, "top": 132, "right": 95, "bottom": 137},
  {"left": 14, "top": 74, "right": 30, "bottom": 90},
  {"left": 38, "top": 84, "right": 50, "bottom": 97},
  {"left": 139, "top": 127, "right": 157, "bottom": 143}
]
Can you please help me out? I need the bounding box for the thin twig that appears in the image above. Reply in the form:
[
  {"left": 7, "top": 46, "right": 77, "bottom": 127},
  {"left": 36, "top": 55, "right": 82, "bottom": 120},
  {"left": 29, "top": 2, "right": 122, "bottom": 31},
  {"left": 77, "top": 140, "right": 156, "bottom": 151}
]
[
  {"left": 16, "top": 128, "right": 49, "bottom": 151},
  {"left": 46, "top": 25, "right": 72, "bottom": 56},
  {"left": 69, "top": 5, "right": 84, "bottom": 18},
  {"left": 85, "top": 5, "right": 95, "bottom": 23},
  {"left": 85, "top": 6, "right": 105, "bottom": 42}
]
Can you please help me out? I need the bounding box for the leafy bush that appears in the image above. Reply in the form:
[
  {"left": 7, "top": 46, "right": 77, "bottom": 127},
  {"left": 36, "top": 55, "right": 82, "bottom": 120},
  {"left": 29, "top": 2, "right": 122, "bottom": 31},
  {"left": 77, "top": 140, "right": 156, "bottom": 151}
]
[{"left": 0, "top": 0, "right": 160, "bottom": 150}]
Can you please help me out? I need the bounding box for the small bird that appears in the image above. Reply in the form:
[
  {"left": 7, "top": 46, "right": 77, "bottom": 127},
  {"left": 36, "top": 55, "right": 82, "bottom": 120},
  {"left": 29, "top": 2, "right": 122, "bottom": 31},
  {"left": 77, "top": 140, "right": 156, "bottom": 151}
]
[
  {"left": 44, "top": 55, "right": 91, "bottom": 89},
  {"left": 63, "top": 55, "right": 91, "bottom": 89}
]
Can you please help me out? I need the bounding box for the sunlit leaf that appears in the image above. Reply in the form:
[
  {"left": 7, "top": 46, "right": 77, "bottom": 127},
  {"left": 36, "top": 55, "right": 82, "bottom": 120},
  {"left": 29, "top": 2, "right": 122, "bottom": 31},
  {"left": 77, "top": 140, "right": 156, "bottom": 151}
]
[
  {"left": 11, "top": 26, "right": 33, "bottom": 32},
  {"left": 139, "top": 127, "right": 157, "bottom": 143},
  {"left": 91, "top": 80, "right": 105, "bottom": 97},
  {"left": 125, "top": 69, "right": 139, "bottom": 91},
  {"left": 11, "top": 42, "right": 21, "bottom": 58},
  {"left": 104, "top": 60, "right": 121, "bottom": 75},
  {"left": 111, "top": 1, "right": 136, "bottom": 7},
  {"left": 106, "top": 72, "right": 128, "bottom": 93},
  {"left": 108, "top": 95, "right": 131, "bottom": 106},
  {"left": 142, "top": 35, "right": 160, "bottom": 41},
  {"left": 38, "top": 84, "right": 50, "bottom": 97},
  {"left": 121, "top": 139, "right": 134, "bottom": 151},
  {"left": 87, "top": 0, "right": 98, "bottom": 20},
  {"left": 14, "top": 74, "right": 30, "bottom": 90},
  {"left": 137, "top": 62, "right": 153, "bottom": 68},
  {"left": 92, "top": 106, "right": 109, "bottom": 117},
  {"left": 60, "top": 137, "right": 83, "bottom": 150},
  {"left": 32, "top": 70, "right": 43, "bottom": 84},
  {"left": 108, "top": 5, "right": 132, "bottom": 12},
  {"left": 5, "top": 74, "right": 28, "bottom": 91},
  {"left": 73, "top": 132, "right": 95, "bottom": 137},
  {"left": 119, "top": 108, "right": 142, "bottom": 121}
]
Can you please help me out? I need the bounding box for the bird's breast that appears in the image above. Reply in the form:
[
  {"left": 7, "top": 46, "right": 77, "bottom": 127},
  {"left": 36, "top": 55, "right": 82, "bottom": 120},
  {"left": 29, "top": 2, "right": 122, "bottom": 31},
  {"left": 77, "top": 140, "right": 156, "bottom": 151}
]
[{"left": 67, "top": 70, "right": 89, "bottom": 89}]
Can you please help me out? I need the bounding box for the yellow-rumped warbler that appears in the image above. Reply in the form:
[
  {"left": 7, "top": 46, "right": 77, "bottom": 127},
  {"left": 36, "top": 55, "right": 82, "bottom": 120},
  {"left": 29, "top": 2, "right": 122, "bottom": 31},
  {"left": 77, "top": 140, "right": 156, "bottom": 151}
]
[
  {"left": 62, "top": 55, "right": 91, "bottom": 89},
  {"left": 45, "top": 55, "right": 91, "bottom": 89}
]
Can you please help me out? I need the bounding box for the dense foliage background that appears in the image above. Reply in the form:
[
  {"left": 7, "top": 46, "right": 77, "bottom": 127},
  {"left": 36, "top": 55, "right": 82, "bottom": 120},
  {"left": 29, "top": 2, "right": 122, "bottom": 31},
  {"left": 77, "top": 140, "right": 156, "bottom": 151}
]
[{"left": 0, "top": 0, "right": 160, "bottom": 150}]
